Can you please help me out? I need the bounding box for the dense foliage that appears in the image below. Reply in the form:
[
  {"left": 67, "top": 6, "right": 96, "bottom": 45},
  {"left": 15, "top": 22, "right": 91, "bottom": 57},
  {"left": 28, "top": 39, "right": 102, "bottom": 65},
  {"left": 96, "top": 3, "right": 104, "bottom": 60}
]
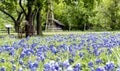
[
  {"left": 0, "top": 33, "right": 120, "bottom": 71},
  {"left": 0, "top": 0, "right": 120, "bottom": 31}
]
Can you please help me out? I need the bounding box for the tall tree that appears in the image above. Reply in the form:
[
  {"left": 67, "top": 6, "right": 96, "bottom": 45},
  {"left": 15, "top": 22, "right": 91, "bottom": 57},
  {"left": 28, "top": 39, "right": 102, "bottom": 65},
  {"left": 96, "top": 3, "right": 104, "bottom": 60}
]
[
  {"left": 36, "top": 0, "right": 43, "bottom": 35},
  {"left": 19, "top": 0, "right": 37, "bottom": 37},
  {"left": 0, "top": 0, "right": 24, "bottom": 33}
]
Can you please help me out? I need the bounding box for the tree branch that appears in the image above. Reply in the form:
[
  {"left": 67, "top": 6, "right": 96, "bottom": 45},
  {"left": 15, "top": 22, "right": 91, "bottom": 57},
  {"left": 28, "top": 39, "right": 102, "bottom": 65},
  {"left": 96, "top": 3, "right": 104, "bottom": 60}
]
[
  {"left": 0, "top": 8, "right": 16, "bottom": 22},
  {"left": 19, "top": 0, "right": 27, "bottom": 16},
  {"left": 17, "top": 11, "right": 24, "bottom": 21}
]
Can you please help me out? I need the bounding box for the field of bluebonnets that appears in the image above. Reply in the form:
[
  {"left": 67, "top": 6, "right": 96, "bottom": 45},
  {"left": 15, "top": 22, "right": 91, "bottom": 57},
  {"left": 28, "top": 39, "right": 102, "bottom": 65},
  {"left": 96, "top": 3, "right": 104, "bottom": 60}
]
[{"left": 1, "top": 32, "right": 120, "bottom": 71}]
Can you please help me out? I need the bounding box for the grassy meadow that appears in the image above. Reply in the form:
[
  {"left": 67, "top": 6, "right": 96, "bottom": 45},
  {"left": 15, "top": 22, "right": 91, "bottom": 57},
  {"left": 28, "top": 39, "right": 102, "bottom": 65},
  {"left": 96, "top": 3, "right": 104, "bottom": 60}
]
[{"left": 0, "top": 32, "right": 120, "bottom": 71}]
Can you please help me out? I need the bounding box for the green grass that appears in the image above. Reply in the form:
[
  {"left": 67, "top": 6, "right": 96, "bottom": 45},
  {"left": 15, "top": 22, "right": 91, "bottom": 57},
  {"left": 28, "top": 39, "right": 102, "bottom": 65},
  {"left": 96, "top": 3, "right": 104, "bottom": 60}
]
[{"left": 0, "top": 30, "right": 120, "bottom": 36}]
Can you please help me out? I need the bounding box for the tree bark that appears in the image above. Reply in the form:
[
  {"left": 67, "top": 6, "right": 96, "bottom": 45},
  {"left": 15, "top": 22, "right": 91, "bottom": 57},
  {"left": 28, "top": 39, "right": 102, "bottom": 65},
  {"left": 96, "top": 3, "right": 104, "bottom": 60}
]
[
  {"left": 25, "top": 0, "right": 34, "bottom": 37},
  {"left": 36, "top": 10, "right": 42, "bottom": 36}
]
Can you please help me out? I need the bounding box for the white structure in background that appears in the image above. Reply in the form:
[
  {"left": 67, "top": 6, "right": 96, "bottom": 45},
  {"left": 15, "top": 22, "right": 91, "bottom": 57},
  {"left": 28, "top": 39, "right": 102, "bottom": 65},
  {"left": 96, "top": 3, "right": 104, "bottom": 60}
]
[{"left": 4, "top": 24, "right": 13, "bottom": 34}]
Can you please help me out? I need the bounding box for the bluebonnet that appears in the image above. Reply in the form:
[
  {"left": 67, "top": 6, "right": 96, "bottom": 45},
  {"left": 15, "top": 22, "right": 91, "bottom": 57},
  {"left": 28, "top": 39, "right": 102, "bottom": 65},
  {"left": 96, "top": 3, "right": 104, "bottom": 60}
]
[
  {"left": 104, "top": 62, "right": 114, "bottom": 71},
  {"left": 70, "top": 51, "right": 76, "bottom": 57},
  {"left": 12, "top": 42, "right": 18, "bottom": 50},
  {"left": 9, "top": 50, "right": 15, "bottom": 56},
  {"left": 88, "top": 61, "right": 94, "bottom": 67},
  {"left": 33, "top": 61, "right": 39, "bottom": 68},
  {"left": 51, "top": 48, "right": 58, "bottom": 54},
  {"left": 36, "top": 55, "right": 45, "bottom": 62},
  {"left": 87, "top": 47, "right": 92, "bottom": 54},
  {"left": 1, "top": 58, "right": 5, "bottom": 63},
  {"left": 4, "top": 46, "right": 11, "bottom": 51},
  {"left": 1, "top": 66, "right": 6, "bottom": 71},
  {"left": 31, "top": 43, "right": 37, "bottom": 48},
  {"left": 18, "top": 39, "right": 25, "bottom": 45},
  {"left": 96, "top": 59, "right": 102, "bottom": 65},
  {"left": 10, "top": 59, "right": 14, "bottom": 64},
  {"left": 29, "top": 63, "right": 34, "bottom": 69},
  {"left": 49, "top": 44, "right": 57, "bottom": 54},
  {"left": 96, "top": 67, "right": 105, "bottom": 71},
  {"left": 24, "top": 49, "right": 34, "bottom": 56},
  {"left": 79, "top": 52, "right": 84, "bottom": 59},
  {"left": 73, "top": 63, "right": 81, "bottom": 71},
  {"left": 44, "top": 52, "right": 47, "bottom": 58},
  {"left": 69, "top": 58, "right": 74, "bottom": 63},
  {"left": 107, "top": 48, "right": 112, "bottom": 55},
  {"left": 95, "top": 51, "right": 101, "bottom": 56},
  {"left": 44, "top": 63, "right": 51, "bottom": 70},
  {"left": 19, "top": 59, "right": 24, "bottom": 65},
  {"left": 44, "top": 61, "right": 60, "bottom": 71},
  {"left": 62, "top": 60, "right": 70, "bottom": 69},
  {"left": 22, "top": 64, "right": 27, "bottom": 68},
  {"left": 26, "top": 36, "right": 30, "bottom": 41},
  {"left": 54, "top": 63, "right": 59, "bottom": 70},
  {"left": 20, "top": 52, "right": 25, "bottom": 59},
  {"left": 69, "top": 45, "right": 73, "bottom": 52},
  {"left": 12, "top": 65, "right": 16, "bottom": 71}
]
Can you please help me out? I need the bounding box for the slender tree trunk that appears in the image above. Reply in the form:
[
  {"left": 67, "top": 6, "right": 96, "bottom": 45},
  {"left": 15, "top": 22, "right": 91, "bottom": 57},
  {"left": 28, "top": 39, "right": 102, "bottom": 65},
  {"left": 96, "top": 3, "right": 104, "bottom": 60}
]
[
  {"left": 84, "top": 23, "right": 86, "bottom": 31},
  {"left": 14, "top": 21, "right": 20, "bottom": 32},
  {"left": 36, "top": 11, "right": 42, "bottom": 35}
]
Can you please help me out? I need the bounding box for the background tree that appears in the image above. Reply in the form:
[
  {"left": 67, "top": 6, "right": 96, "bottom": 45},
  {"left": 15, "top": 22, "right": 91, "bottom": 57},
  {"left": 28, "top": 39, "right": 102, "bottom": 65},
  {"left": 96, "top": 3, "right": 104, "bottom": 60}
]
[
  {"left": 35, "top": 0, "right": 43, "bottom": 35},
  {"left": 0, "top": 0, "right": 120, "bottom": 34},
  {"left": 19, "top": 0, "right": 44, "bottom": 37},
  {"left": 0, "top": 0, "right": 24, "bottom": 32}
]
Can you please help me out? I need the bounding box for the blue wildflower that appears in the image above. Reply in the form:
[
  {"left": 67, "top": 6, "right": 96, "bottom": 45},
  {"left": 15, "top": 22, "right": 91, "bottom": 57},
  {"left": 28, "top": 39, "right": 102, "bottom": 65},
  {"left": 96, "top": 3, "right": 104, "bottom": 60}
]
[
  {"left": 1, "top": 58, "right": 5, "bottom": 63},
  {"left": 69, "top": 45, "right": 73, "bottom": 51},
  {"left": 12, "top": 65, "right": 16, "bottom": 71},
  {"left": 62, "top": 60, "right": 70, "bottom": 69},
  {"left": 44, "top": 63, "right": 51, "bottom": 70},
  {"left": 79, "top": 52, "right": 83, "bottom": 58},
  {"left": 9, "top": 51, "right": 15, "bottom": 56},
  {"left": 69, "top": 58, "right": 74, "bottom": 63},
  {"left": 25, "top": 50, "right": 31, "bottom": 56},
  {"left": 96, "top": 59, "right": 102, "bottom": 65},
  {"left": 26, "top": 36, "right": 30, "bottom": 41},
  {"left": 33, "top": 61, "right": 39, "bottom": 68},
  {"left": 1, "top": 66, "right": 6, "bottom": 71},
  {"left": 29, "top": 63, "right": 33, "bottom": 69},
  {"left": 19, "top": 59, "right": 24, "bottom": 65},
  {"left": 88, "top": 61, "right": 94, "bottom": 67},
  {"left": 96, "top": 67, "right": 105, "bottom": 71},
  {"left": 10, "top": 60, "right": 14, "bottom": 64},
  {"left": 20, "top": 52, "right": 25, "bottom": 59},
  {"left": 54, "top": 63, "right": 59, "bottom": 70},
  {"left": 19, "top": 39, "right": 24, "bottom": 45},
  {"left": 73, "top": 63, "right": 81, "bottom": 71},
  {"left": 104, "top": 62, "right": 114, "bottom": 71},
  {"left": 31, "top": 43, "right": 37, "bottom": 48}
]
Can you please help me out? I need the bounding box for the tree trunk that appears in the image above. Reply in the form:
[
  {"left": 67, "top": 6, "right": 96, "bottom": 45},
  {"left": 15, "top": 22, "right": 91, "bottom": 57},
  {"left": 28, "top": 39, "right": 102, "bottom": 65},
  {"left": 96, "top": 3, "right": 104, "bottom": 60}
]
[
  {"left": 84, "top": 23, "right": 86, "bottom": 31},
  {"left": 46, "top": 0, "right": 54, "bottom": 31},
  {"left": 14, "top": 21, "right": 20, "bottom": 32},
  {"left": 25, "top": 0, "right": 34, "bottom": 37},
  {"left": 36, "top": 11, "right": 43, "bottom": 36}
]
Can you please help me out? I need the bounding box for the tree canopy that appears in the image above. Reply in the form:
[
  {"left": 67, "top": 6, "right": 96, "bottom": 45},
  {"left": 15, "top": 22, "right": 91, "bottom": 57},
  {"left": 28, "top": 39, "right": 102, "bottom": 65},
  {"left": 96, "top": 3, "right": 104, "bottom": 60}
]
[{"left": 0, "top": 0, "right": 120, "bottom": 35}]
